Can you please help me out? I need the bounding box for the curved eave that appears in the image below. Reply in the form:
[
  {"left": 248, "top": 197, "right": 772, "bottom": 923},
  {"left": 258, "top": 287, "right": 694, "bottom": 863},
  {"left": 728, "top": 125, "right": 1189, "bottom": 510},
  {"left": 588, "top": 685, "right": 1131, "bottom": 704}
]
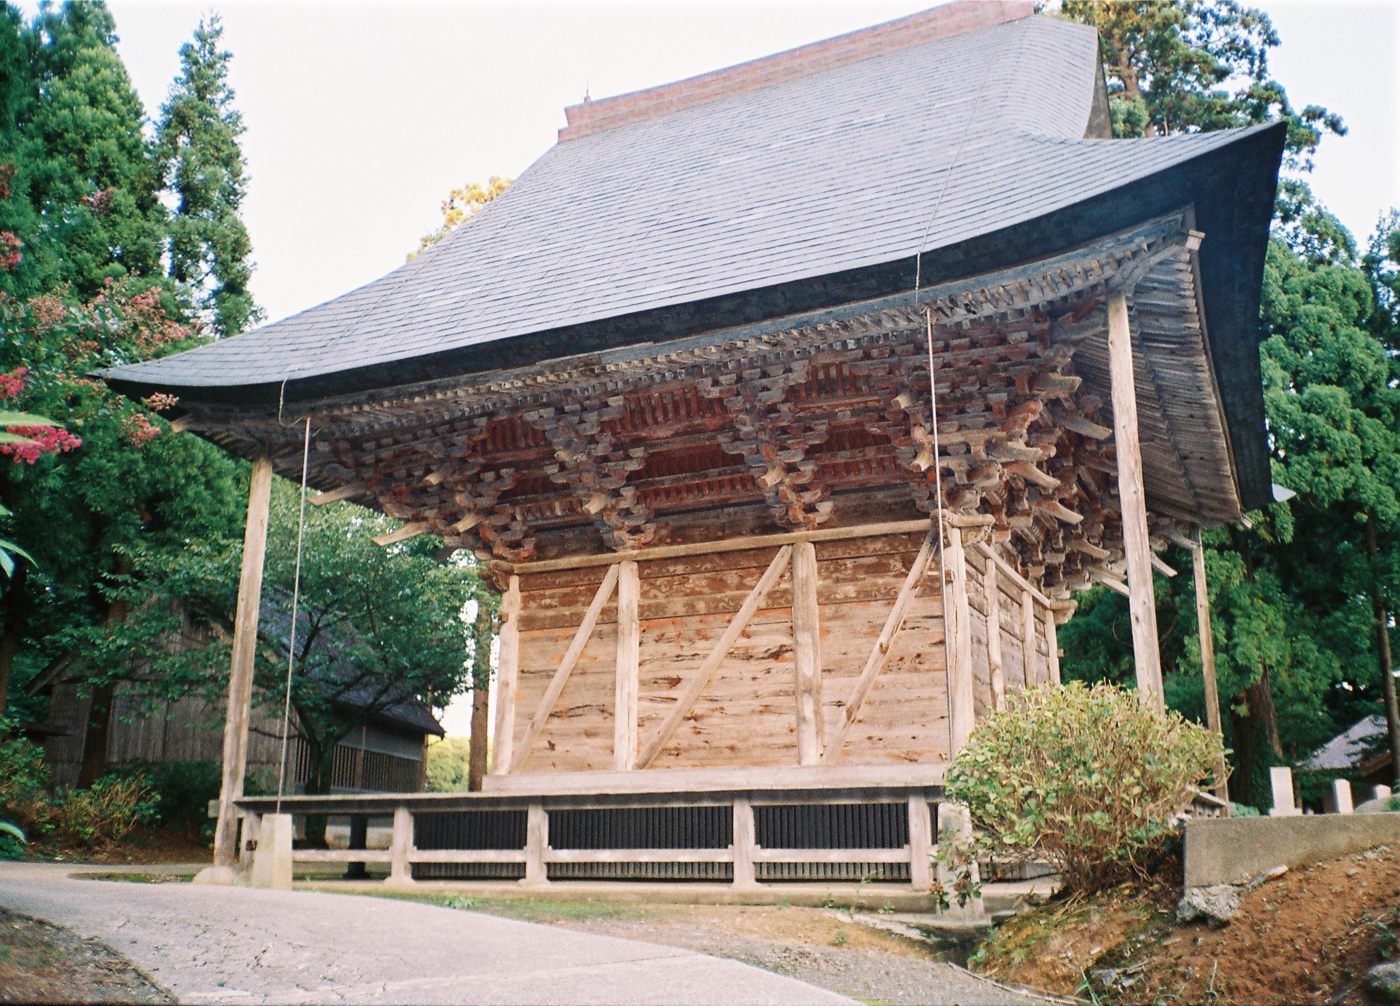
[{"left": 106, "top": 122, "right": 1284, "bottom": 509}]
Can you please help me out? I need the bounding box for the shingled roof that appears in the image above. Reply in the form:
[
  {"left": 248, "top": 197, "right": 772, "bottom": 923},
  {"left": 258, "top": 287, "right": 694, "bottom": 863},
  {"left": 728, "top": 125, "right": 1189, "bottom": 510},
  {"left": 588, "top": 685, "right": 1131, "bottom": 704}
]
[{"left": 104, "top": 1, "right": 1283, "bottom": 504}]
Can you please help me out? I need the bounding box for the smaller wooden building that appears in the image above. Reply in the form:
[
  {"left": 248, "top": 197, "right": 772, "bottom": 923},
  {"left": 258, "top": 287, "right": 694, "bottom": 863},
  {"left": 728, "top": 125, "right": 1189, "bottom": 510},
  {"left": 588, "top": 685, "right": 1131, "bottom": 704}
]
[{"left": 105, "top": 1, "right": 1283, "bottom": 891}]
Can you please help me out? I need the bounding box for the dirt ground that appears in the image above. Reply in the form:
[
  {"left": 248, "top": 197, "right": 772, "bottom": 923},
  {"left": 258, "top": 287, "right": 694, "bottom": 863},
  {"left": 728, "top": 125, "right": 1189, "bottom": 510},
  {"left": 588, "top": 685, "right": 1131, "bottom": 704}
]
[
  {"left": 975, "top": 844, "right": 1400, "bottom": 1005},
  {"left": 0, "top": 907, "right": 172, "bottom": 1004},
  {"left": 391, "top": 893, "right": 1043, "bottom": 1005}
]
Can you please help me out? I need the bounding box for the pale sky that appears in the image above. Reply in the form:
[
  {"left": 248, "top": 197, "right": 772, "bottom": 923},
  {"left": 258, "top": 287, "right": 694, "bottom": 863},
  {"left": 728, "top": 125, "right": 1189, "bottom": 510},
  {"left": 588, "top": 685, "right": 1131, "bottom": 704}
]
[
  {"left": 23, "top": 0, "right": 1398, "bottom": 735},
  {"left": 62, "top": 0, "right": 1399, "bottom": 326}
]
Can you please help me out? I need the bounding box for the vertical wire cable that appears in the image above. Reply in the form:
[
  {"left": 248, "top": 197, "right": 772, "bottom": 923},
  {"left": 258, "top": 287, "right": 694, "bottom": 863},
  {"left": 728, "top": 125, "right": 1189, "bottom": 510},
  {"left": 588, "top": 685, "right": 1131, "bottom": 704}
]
[{"left": 275, "top": 414, "right": 312, "bottom": 813}]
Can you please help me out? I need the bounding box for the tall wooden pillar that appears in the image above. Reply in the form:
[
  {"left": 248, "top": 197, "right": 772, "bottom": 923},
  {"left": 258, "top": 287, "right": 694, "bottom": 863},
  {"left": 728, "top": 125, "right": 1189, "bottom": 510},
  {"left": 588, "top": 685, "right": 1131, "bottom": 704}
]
[
  {"left": 792, "top": 541, "right": 824, "bottom": 764},
  {"left": 613, "top": 560, "right": 640, "bottom": 771},
  {"left": 1190, "top": 528, "right": 1229, "bottom": 801},
  {"left": 490, "top": 574, "right": 521, "bottom": 775},
  {"left": 983, "top": 563, "right": 1005, "bottom": 710},
  {"left": 467, "top": 600, "right": 493, "bottom": 790},
  {"left": 1021, "top": 587, "right": 1037, "bottom": 685},
  {"left": 1107, "top": 290, "right": 1164, "bottom": 708},
  {"left": 944, "top": 525, "right": 975, "bottom": 754},
  {"left": 211, "top": 454, "right": 273, "bottom": 870}
]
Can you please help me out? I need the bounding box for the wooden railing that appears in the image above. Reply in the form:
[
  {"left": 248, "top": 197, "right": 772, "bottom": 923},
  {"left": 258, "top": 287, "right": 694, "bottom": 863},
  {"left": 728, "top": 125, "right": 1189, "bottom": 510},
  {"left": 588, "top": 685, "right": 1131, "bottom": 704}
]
[{"left": 237, "top": 770, "right": 943, "bottom": 890}]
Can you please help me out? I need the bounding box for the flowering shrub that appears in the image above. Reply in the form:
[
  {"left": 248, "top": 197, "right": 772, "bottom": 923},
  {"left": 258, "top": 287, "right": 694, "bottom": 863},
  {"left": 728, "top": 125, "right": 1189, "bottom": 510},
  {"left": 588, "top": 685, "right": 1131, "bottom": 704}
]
[
  {"left": 941, "top": 681, "right": 1224, "bottom": 894},
  {"left": 0, "top": 231, "right": 19, "bottom": 272}
]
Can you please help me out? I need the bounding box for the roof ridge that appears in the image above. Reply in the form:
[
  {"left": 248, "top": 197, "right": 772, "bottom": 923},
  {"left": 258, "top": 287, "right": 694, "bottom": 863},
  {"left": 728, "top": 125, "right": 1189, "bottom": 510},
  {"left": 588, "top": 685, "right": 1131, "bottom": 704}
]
[{"left": 557, "top": 0, "right": 1034, "bottom": 142}]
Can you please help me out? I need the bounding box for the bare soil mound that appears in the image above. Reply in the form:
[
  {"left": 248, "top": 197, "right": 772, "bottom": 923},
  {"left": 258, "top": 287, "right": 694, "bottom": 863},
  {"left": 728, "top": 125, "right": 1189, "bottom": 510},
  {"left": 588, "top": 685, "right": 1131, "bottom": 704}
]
[{"left": 974, "top": 844, "right": 1400, "bottom": 1004}]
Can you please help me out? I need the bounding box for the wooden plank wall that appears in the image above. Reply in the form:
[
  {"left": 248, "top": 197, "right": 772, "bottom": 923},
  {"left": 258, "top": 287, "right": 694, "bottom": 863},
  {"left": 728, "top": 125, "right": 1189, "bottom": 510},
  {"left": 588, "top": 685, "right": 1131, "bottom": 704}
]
[{"left": 512, "top": 531, "right": 964, "bottom": 772}]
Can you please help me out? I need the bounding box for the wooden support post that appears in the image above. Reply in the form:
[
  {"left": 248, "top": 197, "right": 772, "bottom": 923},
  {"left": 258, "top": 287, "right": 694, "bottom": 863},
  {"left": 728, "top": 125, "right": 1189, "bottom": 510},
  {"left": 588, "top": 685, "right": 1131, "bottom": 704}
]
[
  {"left": 791, "top": 541, "right": 823, "bottom": 765},
  {"left": 1190, "top": 528, "right": 1230, "bottom": 802},
  {"left": 524, "top": 803, "right": 548, "bottom": 886},
  {"left": 1108, "top": 290, "right": 1164, "bottom": 709},
  {"left": 1043, "top": 606, "right": 1061, "bottom": 685},
  {"left": 490, "top": 575, "right": 521, "bottom": 776},
  {"left": 732, "top": 798, "right": 757, "bottom": 888},
  {"left": 211, "top": 455, "right": 273, "bottom": 873},
  {"left": 1021, "top": 587, "right": 1037, "bottom": 687},
  {"left": 388, "top": 804, "right": 414, "bottom": 886},
  {"left": 944, "top": 525, "right": 975, "bottom": 754},
  {"left": 907, "top": 796, "right": 933, "bottom": 891},
  {"left": 613, "top": 560, "right": 640, "bottom": 771},
  {"left": 983, "top": 562, "right": 1005, "bottom": 710}
]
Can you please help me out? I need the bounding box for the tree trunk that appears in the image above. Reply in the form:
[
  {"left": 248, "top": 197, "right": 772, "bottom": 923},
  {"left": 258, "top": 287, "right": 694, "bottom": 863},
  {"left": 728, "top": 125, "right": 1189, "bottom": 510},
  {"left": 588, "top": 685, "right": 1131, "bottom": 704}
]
[
  {"left": 302, "top": 739, "right": 337, "bottom": 848},
  {"left": 0, "top": 562, "right": 29, "bottom": 720},
  {"left": 1229, "top": 699, "right": 1256, "bottom": 806},
  {"left": 76, "top": 563, "right": 130, "bottom": 786},
  {"left": 1247, "top": 665, "right": 1284, "bottom": 759},
  {"left": 1366, "top": 514, "right": 1400, "bottom": 787},
  {"left": 468, "top": 602, "right": 493, "bottom": 791}
]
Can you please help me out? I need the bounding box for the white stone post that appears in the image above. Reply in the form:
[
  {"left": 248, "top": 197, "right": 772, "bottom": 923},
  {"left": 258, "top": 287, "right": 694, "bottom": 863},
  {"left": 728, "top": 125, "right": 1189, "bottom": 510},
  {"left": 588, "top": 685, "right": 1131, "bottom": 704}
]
[
  {"left": 250, "top": 813, "right": 293, "bottom": 890},
  {"left": 1268, "top": 766, "right": 1300, "bottom": 817},
  {"left": 1331, "top": 779, "right": 1354, "bottom": 815}
]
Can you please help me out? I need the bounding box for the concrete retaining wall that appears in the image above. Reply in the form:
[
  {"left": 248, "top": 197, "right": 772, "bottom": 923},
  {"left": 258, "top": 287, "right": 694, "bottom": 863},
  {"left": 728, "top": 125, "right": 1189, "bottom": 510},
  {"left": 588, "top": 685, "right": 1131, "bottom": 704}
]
[{"left": 1184, "top": 812, "right": 1400, "bottom": 888}]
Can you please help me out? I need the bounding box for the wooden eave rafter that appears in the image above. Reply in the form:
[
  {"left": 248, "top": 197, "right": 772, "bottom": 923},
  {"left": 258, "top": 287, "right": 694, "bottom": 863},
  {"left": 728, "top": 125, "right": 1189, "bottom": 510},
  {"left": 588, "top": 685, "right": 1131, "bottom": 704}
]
[{"left": 179, "top": 211, "right": 1238, "bottom": 589}]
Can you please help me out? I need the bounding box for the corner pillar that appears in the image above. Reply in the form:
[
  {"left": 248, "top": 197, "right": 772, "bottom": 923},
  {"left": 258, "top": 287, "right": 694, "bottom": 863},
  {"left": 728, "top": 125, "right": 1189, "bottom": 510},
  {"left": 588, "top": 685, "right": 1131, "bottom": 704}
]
[
  {"left": 210, "top": 454, "right": 273, "bottom": 873},
  {"left": 1107, "top": 291, "right": 1164, "bottom": 708}
]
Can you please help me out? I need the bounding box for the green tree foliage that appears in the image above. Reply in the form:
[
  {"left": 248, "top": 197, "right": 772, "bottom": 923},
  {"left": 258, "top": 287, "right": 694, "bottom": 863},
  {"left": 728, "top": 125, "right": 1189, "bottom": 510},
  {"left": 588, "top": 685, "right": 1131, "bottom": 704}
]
[
  {"left": 410, "top": 175, "right": 510, "bottom": 259},
  {"left": 22, "top": 1, "right": 166, "bottom": 295},
  {"left": 424, "top": 737, "right": 474, "bottom": 792},
  {"left": 156, "top": 16, "right": 258, "bottom": 337},
  {"left": 1057, "top": 0, "right": 1344, "bottom": 167},
  {"left": 84, "top": 485, "right": 483, "bottom": 814}
]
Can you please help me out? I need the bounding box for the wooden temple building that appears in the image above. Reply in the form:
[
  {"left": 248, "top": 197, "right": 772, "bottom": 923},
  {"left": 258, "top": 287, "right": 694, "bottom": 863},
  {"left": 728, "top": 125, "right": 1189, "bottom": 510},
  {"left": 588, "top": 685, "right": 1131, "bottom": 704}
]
[{"left": 106, "top": 1, "right": 1283, "bottom": 890}]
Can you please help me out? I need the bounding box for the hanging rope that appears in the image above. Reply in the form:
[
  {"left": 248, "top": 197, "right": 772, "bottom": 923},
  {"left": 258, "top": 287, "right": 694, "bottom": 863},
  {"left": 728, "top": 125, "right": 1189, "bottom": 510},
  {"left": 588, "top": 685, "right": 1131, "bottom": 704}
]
[{"left": 275, "top": 414, "right": 312, "bottom": 814}]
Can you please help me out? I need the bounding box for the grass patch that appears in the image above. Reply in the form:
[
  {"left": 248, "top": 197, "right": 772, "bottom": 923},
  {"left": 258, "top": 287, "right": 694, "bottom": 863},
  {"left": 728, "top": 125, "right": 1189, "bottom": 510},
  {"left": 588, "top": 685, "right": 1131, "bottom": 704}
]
[
  {"left": 344, "top": 889, "right": 644, "bottom": 924},
  {"left": 73, "top": 871, "right": 193, "bottom": 884}
]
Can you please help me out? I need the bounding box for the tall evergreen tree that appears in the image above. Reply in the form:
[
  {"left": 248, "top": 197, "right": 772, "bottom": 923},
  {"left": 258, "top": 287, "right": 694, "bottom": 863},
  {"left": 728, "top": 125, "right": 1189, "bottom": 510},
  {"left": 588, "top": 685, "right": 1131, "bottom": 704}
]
[
  {"left": 156, "top": 16, "right": 257, "bottom": 337},
  {"left": 25, "top": 0, "right": 166, "bottom": 295}
]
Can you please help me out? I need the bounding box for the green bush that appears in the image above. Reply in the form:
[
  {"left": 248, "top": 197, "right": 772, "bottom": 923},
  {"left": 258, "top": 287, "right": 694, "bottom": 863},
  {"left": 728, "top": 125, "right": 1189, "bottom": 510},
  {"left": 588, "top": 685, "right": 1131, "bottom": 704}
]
[
  {"left": 112, "top": 760, "right": 221, "bottom": 838},
  {"left": 49, "top": 773, "right": 159, "bottom": 849},
  {"left": 0, "top": 733, "right": 51, "bottom": 835},
  {"left": 942, "top": 681, "right": 1224, "bottom": 894}
]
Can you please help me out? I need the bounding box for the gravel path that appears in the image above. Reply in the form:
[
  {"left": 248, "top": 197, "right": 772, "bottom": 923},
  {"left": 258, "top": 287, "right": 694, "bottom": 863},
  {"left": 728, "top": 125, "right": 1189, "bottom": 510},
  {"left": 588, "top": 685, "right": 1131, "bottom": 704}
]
[{"left": 0, "top": 863, "right": 852, "bottom": 1005}]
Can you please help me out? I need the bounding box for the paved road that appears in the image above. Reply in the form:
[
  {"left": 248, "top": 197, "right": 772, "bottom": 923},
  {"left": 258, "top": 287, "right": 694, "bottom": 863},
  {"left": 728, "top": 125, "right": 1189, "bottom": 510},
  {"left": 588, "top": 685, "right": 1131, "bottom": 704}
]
[{"left": 0, "top": 863, "right": 854, "bottom": 1005}]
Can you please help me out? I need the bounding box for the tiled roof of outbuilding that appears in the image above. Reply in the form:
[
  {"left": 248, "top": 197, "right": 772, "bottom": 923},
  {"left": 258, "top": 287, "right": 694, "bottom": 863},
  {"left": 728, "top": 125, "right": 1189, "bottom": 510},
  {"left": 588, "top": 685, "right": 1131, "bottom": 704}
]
[{"left": 104, "top": 2, "right": 1278, "bottom": 408}]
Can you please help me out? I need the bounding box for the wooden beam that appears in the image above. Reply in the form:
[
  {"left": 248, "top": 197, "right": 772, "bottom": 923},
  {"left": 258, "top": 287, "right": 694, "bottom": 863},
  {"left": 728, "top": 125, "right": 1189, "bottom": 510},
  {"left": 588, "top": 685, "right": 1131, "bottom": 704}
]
[
  {"left": 908, "top": 796, "right": 933, "bottom": 891},
  {"left": 372, "top": 521, "right": 430, "bottom": 547},
  {"left": 1093, "top": 572, "right": 1131, "bottom": 598},
  {"left": 168, "top": 415, "right": 194, "bottom": 434},
  {"left": 1150, "top": 552, "right": 1178, "bottom": 578},
  {"left": 310, "top": 483, "right": 363, "bottom": 506},
  {"left": 489, "top": 575, "right": 521, "bottom": 776},
  {"left": 524, "top": 803, "right": 548, "bottom": 886},
  {"left": 613, "top": 560, "right": 640, "bottom": 772},
  {"left": 945, "top": 524, "right": 975, "bottom": 754},
  {"left": 512, "top": 564, "right": 620, "bottom": 773},
  {"left": 504, "top": 519, "right": 930, "bottom": 575},
  {"left": 480, "top": 761, "right": 946, "bottom": 797},
  {"left": 212, "top": 454, "right": 273, "bottom": 871},
  {"left": 1021, "top": 586, "right": 1038, "bottom": 686},
  {"left": 975, "top": 543, "right": 1052, "bottom": 608},
  {"left": 1190, "top": 528, "right": 1229, "bottom": 803},
  {"left": 1108, "top": 290, "right": 1164, "bottom": 709},
  {"left": 791, "top": 541, "right": 823, "bottom": 766},
  {"left": 637, "top": 546, "right": 792, "bottom": 769},
  {"left": 825, "top": 534, "right": 936, "bottom": 762},
  {"left": 732, "top": 798, "right": 757, "bottom": 888},
  {"left": 1043, "top": 606, "right": 1061, "bottom": 685},
  {"left": 984, "top": 557, "right": 1006, "bottom": 710}
]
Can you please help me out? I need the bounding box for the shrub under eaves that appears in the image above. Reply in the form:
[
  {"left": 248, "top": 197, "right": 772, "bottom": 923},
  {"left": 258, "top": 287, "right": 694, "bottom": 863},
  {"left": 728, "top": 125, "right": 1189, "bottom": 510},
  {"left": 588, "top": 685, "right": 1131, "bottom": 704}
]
[{"left": 943, "top": 681, "right": 1223, "bottom": 894}]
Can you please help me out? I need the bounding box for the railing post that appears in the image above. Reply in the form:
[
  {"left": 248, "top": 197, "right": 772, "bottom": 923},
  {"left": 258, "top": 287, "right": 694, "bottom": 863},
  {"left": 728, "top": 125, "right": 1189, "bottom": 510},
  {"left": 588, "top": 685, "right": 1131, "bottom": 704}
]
[
  {"left": 237, "top": 810, "right": 260, "bottom": 875},
  {"left": 523, "top": 802, "right": 549, "bottom": 886},
  {"left": 907, "top": 796, "right": 933, "bottom": 891},
  {"left": 732, "top": 798, "right": 757, "bottom": 888},
  {"left": 388, "top": 804, "right": 414, "bottom": 886}
]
